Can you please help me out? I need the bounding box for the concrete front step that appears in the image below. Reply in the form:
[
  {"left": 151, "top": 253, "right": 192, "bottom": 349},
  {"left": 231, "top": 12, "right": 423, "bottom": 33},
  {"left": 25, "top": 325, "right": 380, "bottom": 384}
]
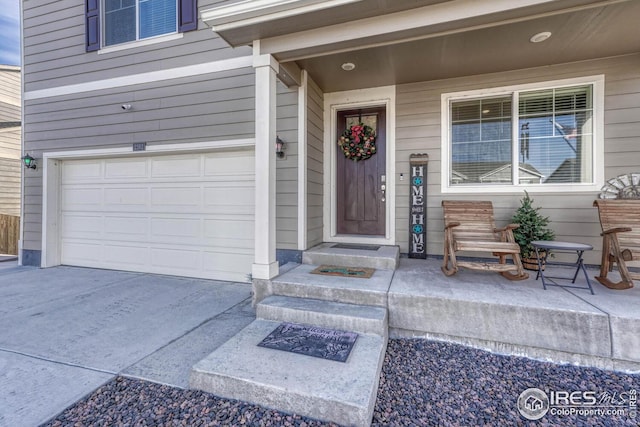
[
  {"left": 269, "top": 264, "right": 394, "bottom": 307},
  {"left": 190, "top": 319, "right": 386, "bottom": 427},
  {"left": 257, "top": 295, "right": 388, "bottom": 337},
  {"left": 303, "top": 243, "right": 400, "bottom": 271}
]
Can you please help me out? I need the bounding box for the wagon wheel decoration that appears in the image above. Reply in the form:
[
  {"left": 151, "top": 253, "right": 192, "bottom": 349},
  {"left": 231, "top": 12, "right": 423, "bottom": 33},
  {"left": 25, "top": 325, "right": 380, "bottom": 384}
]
[
  {"left": 599, "top": 172, "right": 640, "bottom": 199},
  {"left": 337, "top": 123, "right": 377, "bottom": 161}
]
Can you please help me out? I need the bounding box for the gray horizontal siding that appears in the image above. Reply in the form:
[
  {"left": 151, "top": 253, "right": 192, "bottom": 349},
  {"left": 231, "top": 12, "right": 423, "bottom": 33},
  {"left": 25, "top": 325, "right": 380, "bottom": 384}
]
[
  {"left": 0, "top": 158, "right": 20, "bottom": 217},
  {"left": 306, "top": 75, "right": 324, "bottom": 248},
  {"left": 395, "top": 54, "right": 640, "bottom": 265},
  {"left": 22, "top": 0, "right": 251, "bottom": 91},
  {"left": 276, "top": 82, "right": 299, "bottom": 250},
  {"left": 24, "top": 68, "right": 255, "bottom": 152},
  {"left": 22, "top": 66, "right": 257, "bottom": 251}
]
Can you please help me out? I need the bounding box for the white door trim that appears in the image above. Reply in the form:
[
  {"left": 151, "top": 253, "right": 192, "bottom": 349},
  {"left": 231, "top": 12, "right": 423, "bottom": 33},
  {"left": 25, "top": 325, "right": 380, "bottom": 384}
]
[
  {"left": 323, "top": 86, "right": 396, "bottom": 245},
  {"left": 41, "top": 139, "right": 255, "bottom": 268}
]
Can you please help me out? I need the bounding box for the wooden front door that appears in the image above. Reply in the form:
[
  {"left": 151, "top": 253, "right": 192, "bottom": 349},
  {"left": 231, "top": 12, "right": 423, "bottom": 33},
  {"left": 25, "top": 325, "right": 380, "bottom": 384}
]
[{"left": 336, "top": 107, "right": 386, "bottom": 236}]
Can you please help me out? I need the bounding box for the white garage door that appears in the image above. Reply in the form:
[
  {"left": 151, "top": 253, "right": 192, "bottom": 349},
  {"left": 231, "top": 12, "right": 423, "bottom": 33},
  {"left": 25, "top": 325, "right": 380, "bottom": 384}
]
[{"left": 59, "top": 151, "right": 254, "bottom": 282}]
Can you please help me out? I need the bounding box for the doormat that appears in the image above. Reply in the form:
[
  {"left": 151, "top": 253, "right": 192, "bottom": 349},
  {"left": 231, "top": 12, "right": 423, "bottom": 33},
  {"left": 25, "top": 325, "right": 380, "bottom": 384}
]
[
  {"left": 257, "top": 322, "right": 358, "bottom": 363},
  {"left": 310, "top": 264, "right": 375, "bottom": 278},
  {"left": 332, "top": 243, "right": 380, "bottom": 251}
]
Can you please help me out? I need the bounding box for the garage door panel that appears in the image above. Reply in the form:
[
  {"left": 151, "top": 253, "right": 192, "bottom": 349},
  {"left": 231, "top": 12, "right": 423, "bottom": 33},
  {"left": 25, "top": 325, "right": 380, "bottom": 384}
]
[
  {"left": 104, "top": 216, "right": 148, "bottom": 240},
  {"left": 204, "top": 153, "right": 254, "bottom": 176},
  {"left": 203, "top": 250, "right": 253, "bottom": 276},
  {"left": 62, "top": 161, "right": 103, "bottom": 182},
  {"left": 104, "top": 187, "right": 149, "bottom": 208},
  {"left": 151, "top": 187, "right": 201, "bottom": 208},
  {"left": 150, "top": 218, "right": 201, "bottom": 243},
  {"left": 62, "top": 241, "right": 104, "bottom": 264},
  {"left": 151, "top": 248, "right": 202, "bottom": 271},
  {"left": 204, "top": 187, "right": 253, "bottom": 208},
  {"left": 60, "top": 151, "right": 255, "bottom": 282},
  {"left": 103, "top": 245, "right": 151, "bottom": 266},
  {"left": 61, "top": 188, "right": 104, "bottom": 210},
  {"left": 62, "top": 215, "right": 104, "bottom": 238},
  {"left": 151, "top": 156, "right": 201, "bottom": 177},
  {"left": 204, "top": 219, "right": 253, "bottom": 240},
  {"left": 105, "top": 158, "right": 148, "bottom": 178}
]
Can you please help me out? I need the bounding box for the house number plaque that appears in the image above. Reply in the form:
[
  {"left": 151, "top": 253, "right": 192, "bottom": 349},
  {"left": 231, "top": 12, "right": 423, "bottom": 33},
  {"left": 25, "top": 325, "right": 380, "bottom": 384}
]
[{"left": 409, "top": 153, "right": 428, "bottom": 259}]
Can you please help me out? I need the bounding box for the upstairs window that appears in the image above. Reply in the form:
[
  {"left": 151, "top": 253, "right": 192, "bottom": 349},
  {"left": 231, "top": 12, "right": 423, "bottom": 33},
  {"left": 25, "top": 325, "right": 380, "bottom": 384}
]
[
  {"left": 85, "top": 0, "right": 198, "bottom": 51},
  {"left": 442, "top": 76, "right": 603, "bottom": 193},
  {"left": 104, "top": 0, "right": 177, "bottom": 46}
]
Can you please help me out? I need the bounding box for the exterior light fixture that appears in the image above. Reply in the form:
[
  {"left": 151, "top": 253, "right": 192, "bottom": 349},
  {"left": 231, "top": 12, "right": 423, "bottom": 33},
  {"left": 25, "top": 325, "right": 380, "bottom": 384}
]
[
  {"left": 275, "top": 136, "right": 286, "bottom": 159},
  {"left": 530, "top": 31, "right": 552, "bottom": 43},
  {"left": 21, "top": 154, "right": 37, "bottom": 170}
]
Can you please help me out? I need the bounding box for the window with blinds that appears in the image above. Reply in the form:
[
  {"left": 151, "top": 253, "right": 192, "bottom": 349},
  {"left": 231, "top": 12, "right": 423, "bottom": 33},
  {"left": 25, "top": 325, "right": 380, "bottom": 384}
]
[
  {"left": 447, "top": 83, "right": 594, "bottom": 188},
  {"left": 104, "top": 0, "right": 178, "bottom": 47}
]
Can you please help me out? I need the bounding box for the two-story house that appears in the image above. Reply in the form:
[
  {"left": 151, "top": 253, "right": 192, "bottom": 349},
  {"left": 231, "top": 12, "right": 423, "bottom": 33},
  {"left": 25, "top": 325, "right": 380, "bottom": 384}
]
[{"left": 20, "top": 0, "right": 640, "bottom": 284}]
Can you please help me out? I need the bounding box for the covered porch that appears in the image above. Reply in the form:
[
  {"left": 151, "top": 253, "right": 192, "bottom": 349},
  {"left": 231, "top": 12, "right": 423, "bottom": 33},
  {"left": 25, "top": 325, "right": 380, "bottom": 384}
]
[{"left": 200, "top": 0, "right": 640, "bottom": 280}]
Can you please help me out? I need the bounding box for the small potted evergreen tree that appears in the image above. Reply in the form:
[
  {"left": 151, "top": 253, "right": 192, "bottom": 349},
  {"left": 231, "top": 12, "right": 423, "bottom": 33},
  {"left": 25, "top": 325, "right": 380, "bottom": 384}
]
[{"left": 511, "top": 191, "right": 555, "bottom": 270}]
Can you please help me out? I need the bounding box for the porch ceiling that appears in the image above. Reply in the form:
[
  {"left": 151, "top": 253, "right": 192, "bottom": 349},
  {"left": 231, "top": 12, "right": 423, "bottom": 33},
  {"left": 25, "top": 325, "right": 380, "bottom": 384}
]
[{"left": 292, "top": 0, "right": 640, "bottom": 92}]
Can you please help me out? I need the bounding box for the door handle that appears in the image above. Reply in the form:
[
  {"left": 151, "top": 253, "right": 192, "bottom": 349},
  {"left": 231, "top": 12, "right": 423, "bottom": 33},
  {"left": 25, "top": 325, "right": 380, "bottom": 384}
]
[{"left": 380, "top": 184, "right": 386, "bottom": 203}]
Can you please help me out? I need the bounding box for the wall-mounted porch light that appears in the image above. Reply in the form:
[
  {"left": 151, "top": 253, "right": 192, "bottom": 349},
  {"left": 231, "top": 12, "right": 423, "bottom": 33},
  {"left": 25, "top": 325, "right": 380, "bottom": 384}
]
[
  {"left": 275, "top": 136, "right": 286, "bottom": 159},
  {"left": 21, "top": 154, "right": 37, "bottom": 170}
]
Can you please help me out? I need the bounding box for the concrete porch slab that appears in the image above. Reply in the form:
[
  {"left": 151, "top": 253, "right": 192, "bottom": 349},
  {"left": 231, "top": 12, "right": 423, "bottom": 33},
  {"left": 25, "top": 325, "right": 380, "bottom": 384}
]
[
  {"left": 257, "top": 295, "right": 388, "bottom": 336},
  {"left": 268, "top": 263, "right": 394, "bottom": 307},
  {"left": 190, "top": 319, "right": 385, "bottom": 427},
  {"left": 302, "top": 243, "right": 400, "bottom": 270},
  {"left": 388, "top": 258, "right": 617, "bottom": 364},
  {"left": 564, "top": 280, "right": 640, "bottom": 364}
]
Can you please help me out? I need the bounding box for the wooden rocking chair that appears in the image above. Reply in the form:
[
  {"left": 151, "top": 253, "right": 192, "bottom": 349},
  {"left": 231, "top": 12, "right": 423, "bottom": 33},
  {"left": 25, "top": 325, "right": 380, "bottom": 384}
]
[
  {"left": 593, "top": 199, "right": 640, "bottom": 289},
  {"left": 441, "top": 200, "right": 528, "bottom": 280}
]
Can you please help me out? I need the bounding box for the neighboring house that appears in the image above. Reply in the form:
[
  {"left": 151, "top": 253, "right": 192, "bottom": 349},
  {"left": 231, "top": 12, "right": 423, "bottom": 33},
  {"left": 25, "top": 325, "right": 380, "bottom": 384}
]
[
  {"left": 452, "top": 162, "right": 544, "bottom": 185},
  {"left": 20, "top": 1, "right": 640, "bottom": 281},
  {"left": 0, "top": 65, "right": 21, "bottom": 218}
]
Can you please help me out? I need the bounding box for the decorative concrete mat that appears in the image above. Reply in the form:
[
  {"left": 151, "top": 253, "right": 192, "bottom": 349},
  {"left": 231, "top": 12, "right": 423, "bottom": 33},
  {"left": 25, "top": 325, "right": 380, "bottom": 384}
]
[
  {"left": 332, "top": 243, "right": 381, "bottom": 251},
  {"left": 310, "top": 265, "right": 375, "bottom": 278},
  {"left": 257, "top": 322, "right": 358, "bottom": 363}
]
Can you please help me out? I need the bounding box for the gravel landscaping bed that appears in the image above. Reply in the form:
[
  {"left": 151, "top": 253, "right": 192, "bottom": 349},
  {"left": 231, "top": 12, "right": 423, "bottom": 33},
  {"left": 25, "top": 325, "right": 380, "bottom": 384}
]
[{"left": 42, "top": 339, "right": 639, "bottom": 427}]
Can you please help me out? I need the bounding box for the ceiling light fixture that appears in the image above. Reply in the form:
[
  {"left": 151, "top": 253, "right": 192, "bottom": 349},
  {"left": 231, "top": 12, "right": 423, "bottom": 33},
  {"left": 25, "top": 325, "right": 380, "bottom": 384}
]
[
  {"left": 341, "top": 62, "right": 356, "bottom": 71},
  {"left": 530, "top": 31, "right": 552, "bottom": 43}
]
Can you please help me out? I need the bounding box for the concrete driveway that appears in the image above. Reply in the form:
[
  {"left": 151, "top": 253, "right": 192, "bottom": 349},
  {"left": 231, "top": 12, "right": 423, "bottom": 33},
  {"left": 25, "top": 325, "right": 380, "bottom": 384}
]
[{"left": 0, "top": 265, "right": 254, "bottom": 427}]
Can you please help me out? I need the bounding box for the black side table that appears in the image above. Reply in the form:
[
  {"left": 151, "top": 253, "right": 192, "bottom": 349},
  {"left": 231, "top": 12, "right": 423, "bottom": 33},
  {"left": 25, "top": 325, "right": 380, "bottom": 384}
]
[{"left": 531, "top": 241, "right": 594, "bottom": 295}]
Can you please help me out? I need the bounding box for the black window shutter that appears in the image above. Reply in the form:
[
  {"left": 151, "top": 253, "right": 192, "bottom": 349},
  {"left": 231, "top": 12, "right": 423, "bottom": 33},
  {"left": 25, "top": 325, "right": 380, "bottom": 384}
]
[
  {"left": 179, "top": 0, "right": 198, "bottom": 32},
  {"left": 86, "top": 0, "right": 100, "bottom": 52}
]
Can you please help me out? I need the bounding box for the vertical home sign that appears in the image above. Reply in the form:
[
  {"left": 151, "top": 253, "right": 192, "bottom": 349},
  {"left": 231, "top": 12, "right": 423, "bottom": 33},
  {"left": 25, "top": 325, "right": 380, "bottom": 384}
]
[{"left": 409, "top": 154, "right": 428, "bottom": 259}]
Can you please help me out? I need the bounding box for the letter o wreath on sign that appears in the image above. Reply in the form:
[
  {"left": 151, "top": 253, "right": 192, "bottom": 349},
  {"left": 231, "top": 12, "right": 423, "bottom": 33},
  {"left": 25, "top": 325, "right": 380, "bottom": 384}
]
[{"left": 338, "top": 123, "right": 376, "bottom": 161}]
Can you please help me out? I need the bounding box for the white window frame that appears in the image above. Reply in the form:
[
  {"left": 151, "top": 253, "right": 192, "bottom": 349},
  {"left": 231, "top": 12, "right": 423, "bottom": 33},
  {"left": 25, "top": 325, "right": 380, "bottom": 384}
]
[
  {"left": 441, "top": 75, "right": 605, "bottom": 194},
  {"left": 101, "top": 0, "right": 179, "bottom": 50}
]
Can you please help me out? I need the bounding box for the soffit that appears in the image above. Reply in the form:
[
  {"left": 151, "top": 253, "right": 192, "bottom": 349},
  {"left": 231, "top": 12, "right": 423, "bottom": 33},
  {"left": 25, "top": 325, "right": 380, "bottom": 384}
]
[{"left": 293, "top": 0, "right": 640, "bottom": 92}]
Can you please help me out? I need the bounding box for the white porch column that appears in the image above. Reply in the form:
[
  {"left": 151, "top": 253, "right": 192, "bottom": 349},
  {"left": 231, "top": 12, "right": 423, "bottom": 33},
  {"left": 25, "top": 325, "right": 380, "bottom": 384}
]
[{"left": 252, "top": 52, "right": 279, "bottom": 280}]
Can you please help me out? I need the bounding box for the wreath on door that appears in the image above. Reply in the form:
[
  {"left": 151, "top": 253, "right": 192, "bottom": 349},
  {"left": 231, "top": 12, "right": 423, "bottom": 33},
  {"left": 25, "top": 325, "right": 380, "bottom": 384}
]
[{"left": 338, "top": 123, "right": 377, "bottom": 161}]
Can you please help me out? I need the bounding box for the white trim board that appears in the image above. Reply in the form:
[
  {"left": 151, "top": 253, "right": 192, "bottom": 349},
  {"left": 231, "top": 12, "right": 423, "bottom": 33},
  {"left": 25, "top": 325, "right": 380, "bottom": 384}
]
[
  {"left": 201, "top": 0, "right": 361, "bottom": 32},
  {"left": 297, "top": 70, "right": 309, "bottom": 250},
  {"left": 24, "top": 56, "right": 253, "bottom": 101},
  {"left": 323, "top": 86, "right": 396, "bottom": 246}
]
